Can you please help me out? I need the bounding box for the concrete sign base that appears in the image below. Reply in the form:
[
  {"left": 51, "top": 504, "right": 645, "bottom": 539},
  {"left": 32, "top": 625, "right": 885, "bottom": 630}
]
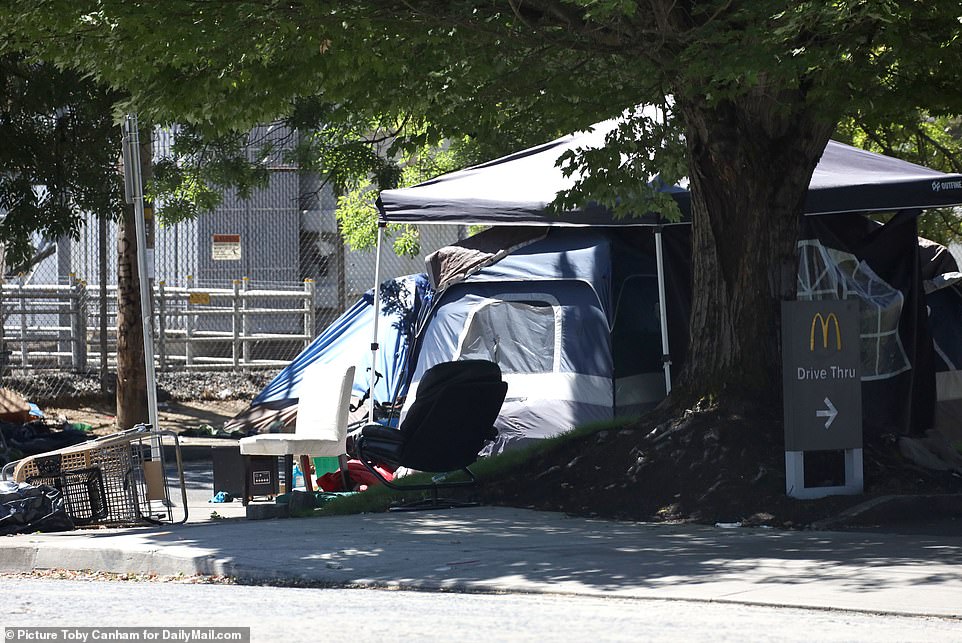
[{"left": 785, "top": 449, "right": 864, "bottom": 499}]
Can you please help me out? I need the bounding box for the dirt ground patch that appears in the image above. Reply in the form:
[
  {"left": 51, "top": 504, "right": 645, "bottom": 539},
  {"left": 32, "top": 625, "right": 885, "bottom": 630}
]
[
  {"left": 480, "top": 403, "right": 962, "bottom": 529},
  {"left": 40, "top": 399, "right": 249, "bottom": 435}
]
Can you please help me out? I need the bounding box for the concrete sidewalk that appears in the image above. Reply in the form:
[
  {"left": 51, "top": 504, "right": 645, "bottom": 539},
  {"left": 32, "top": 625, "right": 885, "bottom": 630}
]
[{"left": 2, "top": 506, "right": 961, "bottom": 619}]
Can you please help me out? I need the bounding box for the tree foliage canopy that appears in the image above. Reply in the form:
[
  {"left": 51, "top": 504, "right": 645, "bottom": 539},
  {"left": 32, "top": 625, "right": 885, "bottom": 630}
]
[
  {"left": 2, "top": 1, "right": 961, "bottom": 404},
  {"left": 0, "top": 53, "right": 122, "bottom": 268},
  {"left": 837, "top": 114, "right": 962, "bottom": 245},
  {"left": 5, "top": 1, "right": 958, "bottom": 155},
  {"left": 4, "top": 1, "right": 959, "bottom": 223}
]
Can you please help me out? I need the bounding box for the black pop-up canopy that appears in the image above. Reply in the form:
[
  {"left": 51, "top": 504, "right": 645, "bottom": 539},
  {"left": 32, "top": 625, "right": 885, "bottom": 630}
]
[{"left": 377, "top": 117, "right": 962, "bottom": 225}]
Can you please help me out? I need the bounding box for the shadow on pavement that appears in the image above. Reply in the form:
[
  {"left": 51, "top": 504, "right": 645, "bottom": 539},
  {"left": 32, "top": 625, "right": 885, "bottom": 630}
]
[{"left": 71, "top": 506, "right": 962, "bottom": 598}]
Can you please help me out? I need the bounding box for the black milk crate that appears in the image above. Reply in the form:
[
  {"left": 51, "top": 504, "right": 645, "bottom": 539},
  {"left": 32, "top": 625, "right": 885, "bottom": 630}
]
[{"left": 27, "top": 467, "right": 109, "bottom": 525}]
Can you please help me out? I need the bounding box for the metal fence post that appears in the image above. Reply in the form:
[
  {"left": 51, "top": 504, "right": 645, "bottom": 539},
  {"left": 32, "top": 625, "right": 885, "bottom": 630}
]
[
  {"left": 242, "top": 276, "right": 250, "bottom": 365},
  {"left": 18, "top": 274, "right": 27, "bottom": 370},
  {"left": 64, "top": 272, "right": 77, "bottom": 368},
  {"left": 232, "top": 279, "right": 240, "bottom": 368},
  {"left": 0, "top": 276, "right": 6, "bottom": 377},
  {"left": 303, "top": 278, "right": 315, "bottom": 348},
  {"left": 157, "top": 280, "right": 167, "bottom": 371},
  {"left": 74, "top": 278, "right": 88, "bottom": 372},
  {"left": 99, "top": 212, "right": 109, "bottom": 393},
  {"left": 68, "top": 273, "right": 78, "bottom": 369},
  {"left": 185, "top": 274, "right": 194, "bottom": 367}
]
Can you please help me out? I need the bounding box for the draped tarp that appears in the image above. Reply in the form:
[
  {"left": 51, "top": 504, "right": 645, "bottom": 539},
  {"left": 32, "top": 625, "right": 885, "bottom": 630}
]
[
  {"left": 925, "top": 272, "right": 962, "bottom": 442},
  {"left": 799, "top": 213, "right": 937, "bottom": 437}
]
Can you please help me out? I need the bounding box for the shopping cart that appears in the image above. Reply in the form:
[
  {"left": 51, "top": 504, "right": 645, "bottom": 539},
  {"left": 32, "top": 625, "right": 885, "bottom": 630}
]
[{"left": 1, "top": 424, "right": 189, "bottom": 526}]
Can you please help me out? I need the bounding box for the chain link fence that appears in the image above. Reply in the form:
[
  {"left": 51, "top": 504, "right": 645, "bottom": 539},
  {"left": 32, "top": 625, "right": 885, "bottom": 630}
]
[{"left": 0, "top": 126, "right": 462, "bottom": 403}]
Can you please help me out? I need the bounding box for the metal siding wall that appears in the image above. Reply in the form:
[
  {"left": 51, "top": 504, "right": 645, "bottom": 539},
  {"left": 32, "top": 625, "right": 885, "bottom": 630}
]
[{"left": 196, "top": 171, "right": 300, "bottom": 287}]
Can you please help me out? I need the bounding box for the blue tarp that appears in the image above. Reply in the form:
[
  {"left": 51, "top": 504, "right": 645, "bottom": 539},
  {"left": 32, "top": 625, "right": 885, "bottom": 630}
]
[{"left": 252, "top": 274, "right": 431, "bottom": 412}]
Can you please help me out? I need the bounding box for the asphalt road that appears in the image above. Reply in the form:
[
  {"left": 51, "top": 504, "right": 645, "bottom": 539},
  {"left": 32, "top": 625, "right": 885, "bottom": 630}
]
[{"left": 4, "top": 577, "right": 961, "bottom": 642}]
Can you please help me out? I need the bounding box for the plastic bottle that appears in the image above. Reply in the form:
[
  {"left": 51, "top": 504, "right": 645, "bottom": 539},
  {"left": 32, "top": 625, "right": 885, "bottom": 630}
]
[{"left": 292, "top": 463, "right": 304, "bottom": 489}]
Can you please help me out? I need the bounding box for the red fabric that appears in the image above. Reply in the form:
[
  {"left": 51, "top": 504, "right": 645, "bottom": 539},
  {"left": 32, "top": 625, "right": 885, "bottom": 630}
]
[{"left": 316, "top": 459, "right": 395, "bottom": 492}]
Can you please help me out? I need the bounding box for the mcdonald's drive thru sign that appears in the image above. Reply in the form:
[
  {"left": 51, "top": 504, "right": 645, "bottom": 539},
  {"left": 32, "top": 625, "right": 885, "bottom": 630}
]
[{"left": 781, "top": 299, "right": 862, "bottom": 452}]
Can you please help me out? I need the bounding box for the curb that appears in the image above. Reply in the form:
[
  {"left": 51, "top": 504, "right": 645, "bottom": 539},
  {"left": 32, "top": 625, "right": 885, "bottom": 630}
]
[{"left": 0, "top": 542, "right": 239, "bottom": 578}]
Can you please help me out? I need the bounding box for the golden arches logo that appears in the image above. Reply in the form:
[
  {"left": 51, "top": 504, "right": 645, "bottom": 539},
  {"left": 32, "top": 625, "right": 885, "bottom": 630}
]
[{"left": 810, "top": 313, "right": 842, "bottom": 351}]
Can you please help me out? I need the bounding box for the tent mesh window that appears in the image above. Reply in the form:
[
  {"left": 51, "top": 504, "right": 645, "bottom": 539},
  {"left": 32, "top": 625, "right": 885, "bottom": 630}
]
[{"left": 459, "top": 300, "right": 556, "bottom": 374}]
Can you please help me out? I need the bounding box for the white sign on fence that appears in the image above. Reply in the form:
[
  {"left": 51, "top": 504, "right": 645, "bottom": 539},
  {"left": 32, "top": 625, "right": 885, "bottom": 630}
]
[{"left": 212, "top": 234, "right": 242, "bottom": 261}]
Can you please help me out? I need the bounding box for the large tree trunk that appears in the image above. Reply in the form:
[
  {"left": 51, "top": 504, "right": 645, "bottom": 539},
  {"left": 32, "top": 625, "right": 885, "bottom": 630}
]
[
  {"left": 116, "top": 208, "right": 147, "bottom": 428},
  {"left": 672, "top": 90, "right": 837, "bottom": 411},
  {"left": 115, "top": 126, "right": 152, "bottom": 429}
]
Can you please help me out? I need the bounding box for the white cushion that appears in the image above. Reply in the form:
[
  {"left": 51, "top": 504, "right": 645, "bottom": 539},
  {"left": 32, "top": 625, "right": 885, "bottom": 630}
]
[
  {"left": 238, "top": 364, "right": 355, "bottom": 457},
  {"left": 239, "top": 434, "right": 342, "bottom": 457}
]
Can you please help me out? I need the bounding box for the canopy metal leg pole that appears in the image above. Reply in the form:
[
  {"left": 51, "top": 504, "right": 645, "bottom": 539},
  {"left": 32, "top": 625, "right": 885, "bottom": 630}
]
[
  {"left": 368, "top": 223, "right": 385, "bottom": 425},
  {"left": 654, "top": 227, "right": 672, "bottom": 395},
  {"left": 122, "top": 115, "right": 159, "bottom": 435}
]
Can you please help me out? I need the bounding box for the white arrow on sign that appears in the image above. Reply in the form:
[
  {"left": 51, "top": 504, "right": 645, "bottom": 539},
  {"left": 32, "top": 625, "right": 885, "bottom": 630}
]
[{"left": 816, "top": 397, "right": 838, "bottom": 429}]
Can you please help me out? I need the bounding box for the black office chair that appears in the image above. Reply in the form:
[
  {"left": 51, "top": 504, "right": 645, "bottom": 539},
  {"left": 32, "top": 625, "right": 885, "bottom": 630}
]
[{"left": 355, "top": 359, "right": 507, "bottom": 510}]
